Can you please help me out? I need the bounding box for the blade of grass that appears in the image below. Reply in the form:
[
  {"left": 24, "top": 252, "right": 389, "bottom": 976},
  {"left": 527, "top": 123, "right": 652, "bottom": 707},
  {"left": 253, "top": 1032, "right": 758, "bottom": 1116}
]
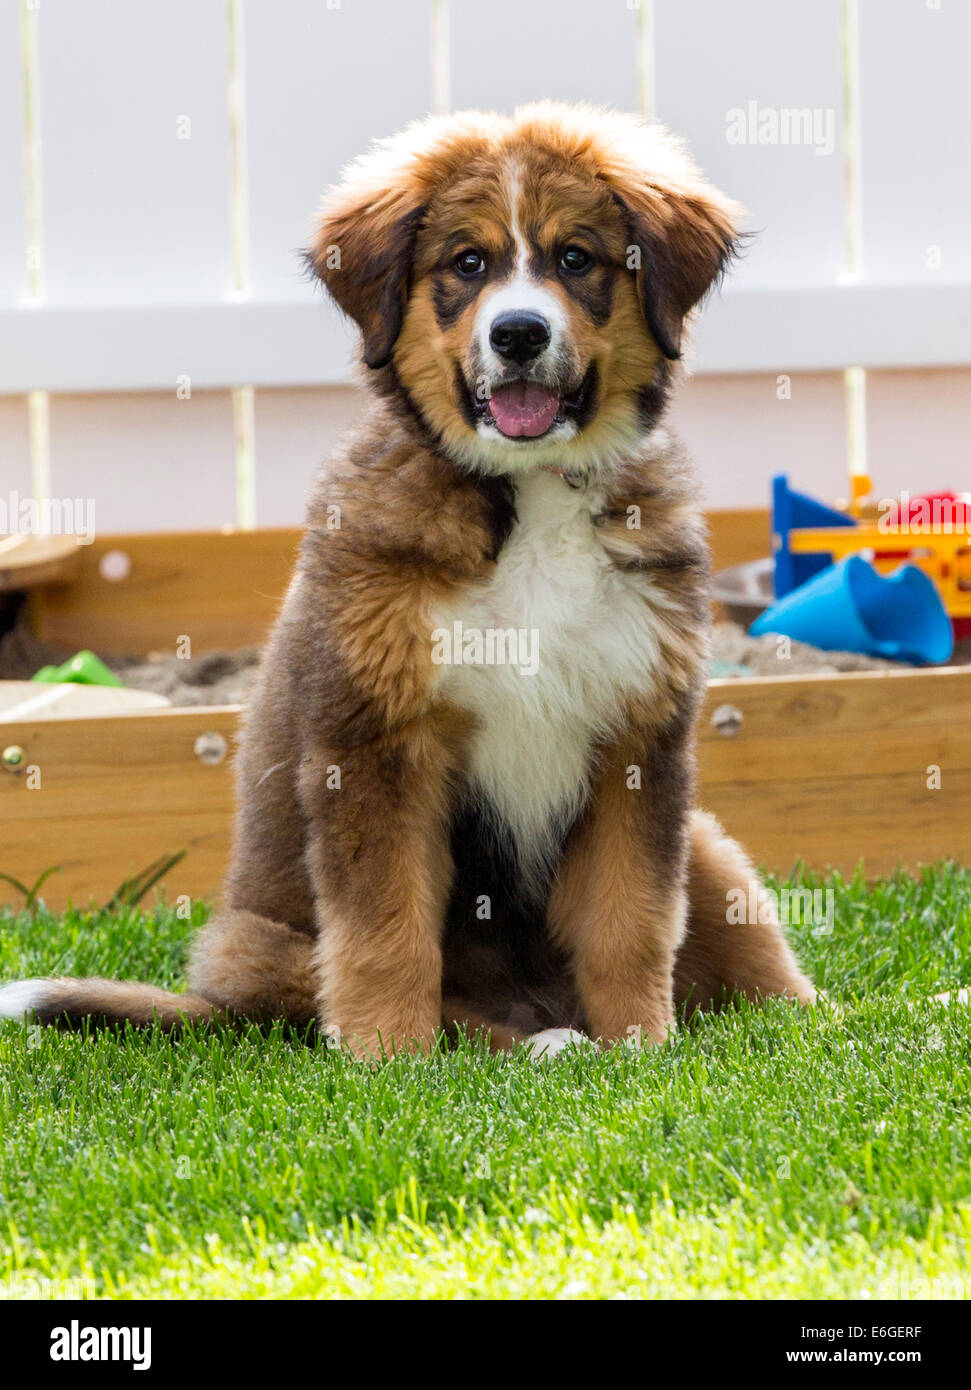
[
  {"left": 106, "top": 851, "right": 187, "bottom": 911},
  {"left": 0, "top": 867, "right": 61, "bottom": 916}
]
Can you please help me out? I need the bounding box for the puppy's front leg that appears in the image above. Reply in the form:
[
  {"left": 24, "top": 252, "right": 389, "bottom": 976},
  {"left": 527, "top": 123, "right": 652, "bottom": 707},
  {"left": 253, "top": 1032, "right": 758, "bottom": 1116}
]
[
  {"left": 548, "top": 731, "right": 691, "bottom": 1046},
  {"left": 298, "top": 729, "right": 452, "bottom": 1060}
]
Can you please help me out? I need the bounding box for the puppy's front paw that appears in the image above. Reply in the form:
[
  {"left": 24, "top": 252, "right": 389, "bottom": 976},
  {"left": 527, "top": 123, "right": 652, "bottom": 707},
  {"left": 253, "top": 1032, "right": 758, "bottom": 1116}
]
[{"left": 523, "top": 1027, "right": 592, "bottom": 1063}]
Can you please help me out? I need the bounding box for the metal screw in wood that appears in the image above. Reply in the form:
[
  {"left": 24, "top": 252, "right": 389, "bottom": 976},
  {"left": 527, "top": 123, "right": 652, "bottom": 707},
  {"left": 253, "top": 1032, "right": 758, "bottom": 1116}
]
[
  {"left": 2, "top": 745, "right": 26, "bottom": 773},
  {"left": 711, "top": 704, "right": 743, "bottom": 737},
  {"left": 194, "top": 731, "right": 228, "bottom": 766}
]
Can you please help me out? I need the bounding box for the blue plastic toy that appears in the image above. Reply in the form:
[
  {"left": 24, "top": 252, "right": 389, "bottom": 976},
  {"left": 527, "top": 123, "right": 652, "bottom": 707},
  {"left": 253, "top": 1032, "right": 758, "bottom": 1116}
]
[
  {"left": 750, "top": 555, "right": 954, "bottom": 665},
  {"left": 771, "top": 473, "right": 857, "bottom": 598}
]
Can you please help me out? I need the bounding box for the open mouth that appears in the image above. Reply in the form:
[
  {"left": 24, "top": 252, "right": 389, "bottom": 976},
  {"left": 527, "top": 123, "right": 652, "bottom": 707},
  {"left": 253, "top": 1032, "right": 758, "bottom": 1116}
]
[
  {"left": 465, "top": 364, "right": 597, "bottom": 441},
  {"left": 488, "top": 380, "right": 560, "bottom": 438}
]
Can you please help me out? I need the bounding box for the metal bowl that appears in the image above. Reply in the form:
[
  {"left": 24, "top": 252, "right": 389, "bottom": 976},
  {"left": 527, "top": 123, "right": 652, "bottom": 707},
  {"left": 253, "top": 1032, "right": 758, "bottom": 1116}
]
[{"left": 713, "top": 557, "right": 775, "bottom": 628}]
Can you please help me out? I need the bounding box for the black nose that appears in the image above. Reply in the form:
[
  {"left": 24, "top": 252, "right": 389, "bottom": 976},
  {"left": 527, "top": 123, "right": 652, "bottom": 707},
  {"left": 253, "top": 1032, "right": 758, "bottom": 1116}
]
[{"left": 489, "top": 311, "right": 551, "bottom": 363}]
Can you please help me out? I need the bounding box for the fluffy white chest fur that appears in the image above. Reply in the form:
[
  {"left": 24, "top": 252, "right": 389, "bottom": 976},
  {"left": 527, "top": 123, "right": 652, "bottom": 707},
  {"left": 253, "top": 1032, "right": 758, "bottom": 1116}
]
[{"left": 432, "top": 470, "right": 676, "bottom": 881}]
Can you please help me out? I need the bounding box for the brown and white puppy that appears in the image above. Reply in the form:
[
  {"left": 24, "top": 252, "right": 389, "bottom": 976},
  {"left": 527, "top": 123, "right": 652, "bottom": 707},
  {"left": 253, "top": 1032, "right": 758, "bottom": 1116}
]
[{"left": 0, "top": 104, "right": 815, "bottom": 1058}]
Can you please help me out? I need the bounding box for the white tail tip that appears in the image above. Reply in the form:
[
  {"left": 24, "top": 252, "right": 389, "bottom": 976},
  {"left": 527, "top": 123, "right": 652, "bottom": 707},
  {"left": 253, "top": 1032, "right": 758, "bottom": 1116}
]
[{"left": 0, "top": 979, "right": 51, "bottom": 1021}]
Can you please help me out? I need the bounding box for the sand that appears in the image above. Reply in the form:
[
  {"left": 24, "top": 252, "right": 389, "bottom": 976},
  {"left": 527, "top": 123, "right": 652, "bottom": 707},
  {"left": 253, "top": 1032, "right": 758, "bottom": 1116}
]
[{"left": 3, "top": 613, "right": 963, "bottom": 710}]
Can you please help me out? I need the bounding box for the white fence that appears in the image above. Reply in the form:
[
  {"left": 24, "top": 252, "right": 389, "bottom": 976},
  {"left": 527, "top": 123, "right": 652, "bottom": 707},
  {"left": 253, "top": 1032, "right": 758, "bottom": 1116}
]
[{"left": 1, "top": 0, "right": 970, "bottom": 527}]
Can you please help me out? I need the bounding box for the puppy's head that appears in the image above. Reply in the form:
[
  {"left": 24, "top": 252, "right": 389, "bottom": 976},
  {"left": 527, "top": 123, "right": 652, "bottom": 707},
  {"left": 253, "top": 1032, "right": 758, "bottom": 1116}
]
[{"left": 309, "top": 103, "right": 741, "bottom": 477}]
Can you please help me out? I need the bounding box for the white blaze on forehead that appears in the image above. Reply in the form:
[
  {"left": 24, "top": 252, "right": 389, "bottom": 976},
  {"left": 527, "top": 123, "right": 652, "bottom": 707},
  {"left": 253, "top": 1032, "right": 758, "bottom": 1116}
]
[
  {"left": 507, "top": 163, "right": 529, "bottom": 277},
  {"left": 474, "top": 162, "right": 566, "bottom": 373}
]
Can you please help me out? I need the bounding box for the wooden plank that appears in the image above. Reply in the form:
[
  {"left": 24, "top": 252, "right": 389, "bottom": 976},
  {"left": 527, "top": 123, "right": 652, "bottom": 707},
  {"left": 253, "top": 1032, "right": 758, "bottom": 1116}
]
[
  {"left": 243, "top": 0, "right": 433, "bottom": 303},
  {"left": 3, "top": 666, "right": 969, "bottom": 909},
  {"left": 46, "top": 391, "right": 237, "bottom": 535},
  {"left": 707, "top": 509, "right": 769, "bottom": 572},
  {"left": 859, "top": 0, "right": 971, "bottom": 282},
  {"left": 670, "top": 370, "right": 848, "bottom": 509},
  {"left": 654, "top": 0, "right": 845, "bottom": 287},
  {"left": 701, "top": 668, "right": 971, "bottom": 778},
  {"left": 698, "top": 669, "right": 971, "bottom": 876},
  {"left": 37, "top": 0, "right": 232, "bottom": 306},
  {"left": 29, "top": 511, "right": 759, "bottom": 655},
  {"left": 704, "top": 722, "right": 969, "bottom": 788},
  {"left": 702, "top": 668, "right": 971, "bottom": 753},
  {"left": 699, "top": 773, "right": 969, "bottom": 881},
  {"left": 30, "top": 527, "right": 301, "bottom": 656},
  {"left": 450, "top": 0, "right": 639, "bottom": 111},
  {"left": 0, "top": 2, "right": 27, "bottom": 305},
  {"left": 22, "top": 521, "right": 971, "bottom": 894},
  {"left": 0, "top": 707, "right": 239, "bottom": 911}
]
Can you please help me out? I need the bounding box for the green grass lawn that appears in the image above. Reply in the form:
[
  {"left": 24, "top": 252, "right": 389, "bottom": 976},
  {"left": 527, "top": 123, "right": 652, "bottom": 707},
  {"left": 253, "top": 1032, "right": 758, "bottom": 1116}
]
[{"left": 1, "top": 865, "right": 970, "bottom": 1300}]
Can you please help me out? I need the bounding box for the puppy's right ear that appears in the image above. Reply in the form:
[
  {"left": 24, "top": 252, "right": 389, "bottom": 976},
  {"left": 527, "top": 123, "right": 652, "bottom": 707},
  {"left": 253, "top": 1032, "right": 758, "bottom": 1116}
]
[{"left": 307, "top": 181, "right": 425, "bottom": 371}]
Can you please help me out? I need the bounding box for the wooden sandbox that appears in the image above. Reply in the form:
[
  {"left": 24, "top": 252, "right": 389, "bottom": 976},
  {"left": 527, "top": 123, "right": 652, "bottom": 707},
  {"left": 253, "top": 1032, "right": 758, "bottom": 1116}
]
[{"left": 1, "top": 513, "right": 968, "bottom": 909}]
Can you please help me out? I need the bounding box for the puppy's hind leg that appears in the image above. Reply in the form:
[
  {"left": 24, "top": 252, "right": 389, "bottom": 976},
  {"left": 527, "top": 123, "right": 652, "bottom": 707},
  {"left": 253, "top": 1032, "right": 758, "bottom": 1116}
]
[
  {"left": 674, "top": 810, "right": 817, "bottom": 1015},
  {"left": 187, "top": 909, "right": 318, "bottom": 1025}
]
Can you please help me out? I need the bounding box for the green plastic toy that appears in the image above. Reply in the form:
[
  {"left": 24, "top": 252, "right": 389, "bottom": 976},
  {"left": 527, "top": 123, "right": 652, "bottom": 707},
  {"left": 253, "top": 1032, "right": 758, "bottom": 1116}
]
[{"left": 32, "top": 650, "right": 123, "bottom": 688}]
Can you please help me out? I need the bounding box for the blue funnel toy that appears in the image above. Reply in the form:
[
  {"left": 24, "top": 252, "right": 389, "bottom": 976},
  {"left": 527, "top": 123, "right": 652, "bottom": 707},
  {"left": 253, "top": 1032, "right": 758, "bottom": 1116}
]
[
  {"left": 772, "top": 473, "right": 857, "bottom": 597},
  {"left": 750, "top": 556, "right": 954, "bottom": 665}
]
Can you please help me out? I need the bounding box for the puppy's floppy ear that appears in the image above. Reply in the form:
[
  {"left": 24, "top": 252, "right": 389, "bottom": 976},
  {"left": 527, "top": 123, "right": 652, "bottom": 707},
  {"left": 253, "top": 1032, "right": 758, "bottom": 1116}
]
[
  {"left": 611, "top": 175, "right": 741, "bottom": 361},
  {"left": 308, "top": 181, "right": 425, "bottom": 370}
]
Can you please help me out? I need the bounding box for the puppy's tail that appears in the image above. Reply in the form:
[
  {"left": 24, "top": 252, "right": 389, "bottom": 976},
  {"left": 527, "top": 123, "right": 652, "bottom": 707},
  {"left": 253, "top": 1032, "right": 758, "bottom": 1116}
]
[{"left": 0, "top": 977, "right": 213, "bottom": 1029}]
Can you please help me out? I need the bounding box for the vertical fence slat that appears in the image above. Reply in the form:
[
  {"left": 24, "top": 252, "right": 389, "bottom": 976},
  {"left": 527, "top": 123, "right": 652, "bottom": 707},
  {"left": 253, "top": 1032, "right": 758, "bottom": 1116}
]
[
  {"left": 244, "top": 0, "right": 433, "bottom": 303},
  {"left": 37, "top": 0, "right": 232, "bottom": 305},
  {"left": 449, "top": 0, "right": 639, "bottom": 111},
  {"left": 654, "top": 0, "right": 846, "bottom": 287},
  {"left": 0, "top": 4, "right": 26, "bottom": 305},
  {"left": 0, "top": 398, "right": 32, "bottom": 502},
  {"left": 859, "top": 0, "right": 971, "bottom": 283},
  {"left": 47, "top": 392, "right": 237, "bottom": 534}
]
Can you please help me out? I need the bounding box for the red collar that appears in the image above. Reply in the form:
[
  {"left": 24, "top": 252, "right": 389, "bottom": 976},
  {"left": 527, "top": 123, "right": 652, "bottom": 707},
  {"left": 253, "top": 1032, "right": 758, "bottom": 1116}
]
[{"left": 541, "top": 466, "right": 589, "bottom": 490}]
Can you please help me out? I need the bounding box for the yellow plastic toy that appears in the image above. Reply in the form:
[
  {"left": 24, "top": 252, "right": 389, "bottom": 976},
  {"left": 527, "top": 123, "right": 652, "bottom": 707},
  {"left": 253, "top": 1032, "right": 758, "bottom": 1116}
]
[{"left": 773, "top": 473, "right": 971, "bottom": 623}]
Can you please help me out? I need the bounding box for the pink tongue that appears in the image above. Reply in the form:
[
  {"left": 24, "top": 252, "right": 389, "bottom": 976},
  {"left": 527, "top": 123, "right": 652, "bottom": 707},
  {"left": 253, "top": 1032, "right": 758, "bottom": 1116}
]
[{"left": 488, "top": 380, "right": 560, "bottom": 438}]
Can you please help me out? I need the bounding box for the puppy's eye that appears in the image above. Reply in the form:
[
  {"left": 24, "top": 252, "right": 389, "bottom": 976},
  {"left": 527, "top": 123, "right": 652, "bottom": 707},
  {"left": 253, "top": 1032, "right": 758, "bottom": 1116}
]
[
  {"left": 454, "top": 249, "right": 486, "bottom": 277},
  {"left": 560, "top": 245, "right": 593, "bottom": 274}
]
